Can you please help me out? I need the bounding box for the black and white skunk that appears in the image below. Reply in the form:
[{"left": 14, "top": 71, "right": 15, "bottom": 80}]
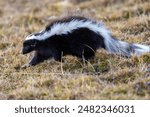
[{"left": 22, "top": 16, "right": 150, "bottom": 66}]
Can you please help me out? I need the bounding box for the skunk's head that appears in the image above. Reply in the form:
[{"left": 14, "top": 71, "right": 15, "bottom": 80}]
[
  {"left": 22, "top": 31, "right": 44, "bottom": 54},
  {"left": 22, "top": 39, "right": 39, "bottom": 54}
]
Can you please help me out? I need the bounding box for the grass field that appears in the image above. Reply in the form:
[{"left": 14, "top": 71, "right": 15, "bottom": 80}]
[{"left": 0, "top": 0, "right": 150, "bottom": 99}]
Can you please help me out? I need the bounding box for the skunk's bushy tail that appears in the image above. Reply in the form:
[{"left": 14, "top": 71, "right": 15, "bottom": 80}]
[
  {"left": 104, "top": 37, "right": 150, "bottom": 57},
  {"left": 97, "top": 24, "right": 150, "bottom": 57}
]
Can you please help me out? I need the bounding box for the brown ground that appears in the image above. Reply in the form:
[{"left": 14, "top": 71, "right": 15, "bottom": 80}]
[{"left": 0, "top": 0, "right": 150, "bottom": 99}]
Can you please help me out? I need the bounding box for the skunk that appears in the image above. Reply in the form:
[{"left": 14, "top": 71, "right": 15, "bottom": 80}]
[{"left": 22, "top": 16, "right": 150, "bottom": 66}]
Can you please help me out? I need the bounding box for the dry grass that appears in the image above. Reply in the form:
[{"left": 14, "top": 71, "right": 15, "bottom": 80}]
[{"left": 0, "top": 0, "right": 150, "bottom": 100}]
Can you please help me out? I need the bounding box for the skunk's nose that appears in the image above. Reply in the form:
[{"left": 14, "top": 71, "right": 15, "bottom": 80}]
[
  {"left": 21, "top": 48, "right": 28, "bottom": 54},
  {"left": 21, "top": 49, "right": 25, "bottom": 54}
]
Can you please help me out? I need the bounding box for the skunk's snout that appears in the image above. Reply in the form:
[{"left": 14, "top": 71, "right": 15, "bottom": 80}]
[
  {"left": 21, "top": 48, "right": 27, "bottom": 54},
  {"left": 21, "top": 46, "right": 30, "bottom": 54}
]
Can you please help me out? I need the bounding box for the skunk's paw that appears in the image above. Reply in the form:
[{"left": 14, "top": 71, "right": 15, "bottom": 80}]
[{"left": 21, "top": 63, "right": 32, "bottom": 69}]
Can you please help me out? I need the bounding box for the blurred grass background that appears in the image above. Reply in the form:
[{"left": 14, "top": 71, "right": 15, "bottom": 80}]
[{"left": 0, "top": 0, "right": 150, "bottom": 99}]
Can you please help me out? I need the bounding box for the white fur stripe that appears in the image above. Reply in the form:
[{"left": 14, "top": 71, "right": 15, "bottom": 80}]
[{"left": 25, "top": 19, "right": 111, "bottom": 42}]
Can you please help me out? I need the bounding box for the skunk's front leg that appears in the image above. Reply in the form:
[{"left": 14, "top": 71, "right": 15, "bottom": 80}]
[
  {"left": 29, "top": 54, "right": 40, "bottom": 66},
  {"left": 29, "top": 51, "right": 52, "bottom": 66},
  {"left": 22, "top": 51, "right": 51, "bottom": 68}
]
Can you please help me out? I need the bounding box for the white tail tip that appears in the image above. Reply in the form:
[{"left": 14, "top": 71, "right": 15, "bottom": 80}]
[{"left": 132, "top": 44, "right": 150, "bottom": 56}]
